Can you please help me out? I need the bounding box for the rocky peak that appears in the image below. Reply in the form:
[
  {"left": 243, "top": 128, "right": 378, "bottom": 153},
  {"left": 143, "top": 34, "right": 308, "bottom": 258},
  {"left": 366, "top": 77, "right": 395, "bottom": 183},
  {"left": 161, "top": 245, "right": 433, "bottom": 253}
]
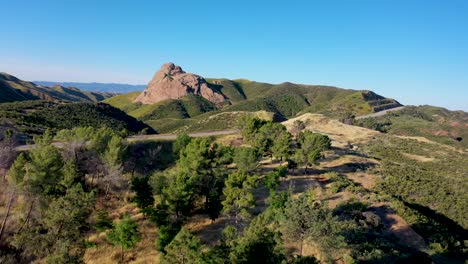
[{"left": 133, "top": 63, "right": 224, "bottom": 105}]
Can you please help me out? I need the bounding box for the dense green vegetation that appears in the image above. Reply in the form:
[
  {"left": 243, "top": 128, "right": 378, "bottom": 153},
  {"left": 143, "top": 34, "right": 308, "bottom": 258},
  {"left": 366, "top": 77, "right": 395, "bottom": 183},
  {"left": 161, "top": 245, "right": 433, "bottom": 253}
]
[
  {"left": 1, "top": 129, "right": 123, "bottom": 262},
  {"left": 369, "top": 137, "right": 468, "bottom": 228},
  {"left": 354, "top": 105, "right": 468, "bottom": 148},
  {"left": 1, "top": 72, "right": 113, "bottom": 103},
  {"left": 0, "top": 114, "right": 466, "bottom": 263},
  {"left": 106, "top": 78, "right": 401, "bottom": 133},
  {"left": 363, "top": 134, "right": 468, "bottom": 259},
  {"left": 0, "top": 100, "right": 155, "bottom": 137}
]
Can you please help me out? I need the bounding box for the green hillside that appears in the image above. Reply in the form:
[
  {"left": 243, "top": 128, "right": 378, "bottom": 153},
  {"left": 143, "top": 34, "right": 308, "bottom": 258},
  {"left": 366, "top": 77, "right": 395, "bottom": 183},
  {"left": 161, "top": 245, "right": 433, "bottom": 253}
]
[
  {"left": 354, "top": 105, "right": 468, "bottom": 148},
  {"left": 106, "top": 78, "right": 401, "bottom": 132},
  {"left": 0, "top": 72, "right": 114, "bottom": 103},
  {"left": 0, "top": 100, "right": 155, "bottom": 137}
]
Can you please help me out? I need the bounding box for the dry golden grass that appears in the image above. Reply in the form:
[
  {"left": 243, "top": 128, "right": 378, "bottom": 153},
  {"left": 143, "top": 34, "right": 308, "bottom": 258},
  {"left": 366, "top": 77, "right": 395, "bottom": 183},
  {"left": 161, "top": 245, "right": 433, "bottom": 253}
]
[
  {"left": 213, "top": 133, "right": 244, "bottom": 147},
  {"left": 325, "top": 191, "right": 354, "bottom": 209},
  {"left": 347, "top": 172, "right": 377, "bottom": 189},
  {"left": 82, "top": 126, "right": 421, "bottom": 263},
  {"left": 282, "top": 113, "right": 379, "bottom": 147},
  {"left": 83, "top": 199, "right": 159, "bottom": 264},
  {"left": 402, "top": 153, "right": 436, "bottom": 162}
]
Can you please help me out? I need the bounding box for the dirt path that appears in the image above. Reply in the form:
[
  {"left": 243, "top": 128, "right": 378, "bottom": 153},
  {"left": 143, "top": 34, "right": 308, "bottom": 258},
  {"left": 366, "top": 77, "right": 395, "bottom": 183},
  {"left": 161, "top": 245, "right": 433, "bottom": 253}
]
[
  {"left": 14, "top": 129, "right": 240, "bottom": 151},
  {"left": 355, "top": 106, "right": 406, "bottom": 120}
]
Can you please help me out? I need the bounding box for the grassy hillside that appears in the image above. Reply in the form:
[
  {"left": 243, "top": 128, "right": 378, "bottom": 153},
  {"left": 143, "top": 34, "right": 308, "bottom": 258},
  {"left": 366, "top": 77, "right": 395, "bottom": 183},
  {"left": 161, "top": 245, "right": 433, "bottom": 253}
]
[
  {"left": 0, "top": 100, "right": 155, "bottom": 137},
  {"left": 106, "top": 78, "right": 401, "bottom": 132},
  {"left": 0, "top": 72, "right": 114, "bottom": 103},
  {"left": 1, "top": 112, "right": 466, "bottom": 263},
  {"left": 365, "top": 135, "right": 468, "bottom": 230},
  {"left": 354, "top": 105, "right": 468, "bottom": 149}
]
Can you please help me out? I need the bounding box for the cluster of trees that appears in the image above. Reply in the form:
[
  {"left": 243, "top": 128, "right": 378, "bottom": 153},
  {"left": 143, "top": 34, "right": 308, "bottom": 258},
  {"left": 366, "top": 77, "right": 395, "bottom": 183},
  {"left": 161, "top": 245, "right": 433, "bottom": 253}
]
[
  {"left": 352, "top": 117, "right": 392, "bottom": 133},
  {"left": 0, "top": 116, "right": 441, "bottom": 263},
  {"left": 239, "top": 117, "right": 331, "bottom": 172},
  {"left": 122, "top": 117, "right": 338, "bottom": 262},
  {"left": 0, "top": 100, "right": 154, "bottom": 137},
  {"left": 0, "top": 127, "right": 128, "bottom": 263}
]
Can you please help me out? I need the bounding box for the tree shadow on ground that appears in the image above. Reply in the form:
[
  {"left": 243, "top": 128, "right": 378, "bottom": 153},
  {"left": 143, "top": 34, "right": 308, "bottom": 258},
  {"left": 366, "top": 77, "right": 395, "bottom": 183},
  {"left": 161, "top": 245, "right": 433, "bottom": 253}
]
[
  {"left": 400, "top": 200, "right": 468, "bottom": 240},
  {"left": 324, "top": 161, "right": 376, "bottom": 173}
]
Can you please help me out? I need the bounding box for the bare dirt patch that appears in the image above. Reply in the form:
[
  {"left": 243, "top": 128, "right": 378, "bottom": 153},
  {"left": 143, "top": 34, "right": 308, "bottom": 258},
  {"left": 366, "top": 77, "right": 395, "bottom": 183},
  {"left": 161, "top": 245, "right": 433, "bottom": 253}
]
[
  {"left": 369, "top": 203, "right": 427, "bottom": 251},
  {"left": 325, "top": 191, "right": 354, "bottom": 209},
  {"left": 321, "top": 155, "right": 378, "bottom": 174},
  {"left": 347, "top": 172, "right": 377, "bottom": 189},
  {"left": 402, "top": 153, "right": 435, "bottom": 162}
]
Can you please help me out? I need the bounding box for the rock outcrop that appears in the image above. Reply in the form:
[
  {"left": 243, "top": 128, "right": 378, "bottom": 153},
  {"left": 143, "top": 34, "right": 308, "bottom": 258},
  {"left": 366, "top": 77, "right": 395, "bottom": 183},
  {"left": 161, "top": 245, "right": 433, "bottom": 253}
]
[{"left": 134, "top": 63, "right": 224, "bottom": 105}]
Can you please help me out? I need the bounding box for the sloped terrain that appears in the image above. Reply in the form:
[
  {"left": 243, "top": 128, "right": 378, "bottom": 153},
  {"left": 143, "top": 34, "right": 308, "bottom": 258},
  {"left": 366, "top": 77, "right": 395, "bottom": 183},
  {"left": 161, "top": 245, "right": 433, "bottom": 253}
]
[
  {"left": 283, "top": 113, "right": 379, "bottom": 146},
  {"left": 0, "top": 101, "right": 155, "bottom": 137},
  {"left": 354, "top": 105, "right": 468, "bottom": 149},
  {"left": 0, "top": 72, "right": 114, "bottom": 103},
  {"left": 106, "top": 76, "right": 401, "bottom": 133}
]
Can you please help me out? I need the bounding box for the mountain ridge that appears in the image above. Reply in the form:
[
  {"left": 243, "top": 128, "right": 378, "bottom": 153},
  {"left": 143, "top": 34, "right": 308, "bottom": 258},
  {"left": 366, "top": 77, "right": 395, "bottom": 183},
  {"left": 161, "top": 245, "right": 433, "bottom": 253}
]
[
  {"left": 105, "top": 63, "right": 403, "bottom": 133},
  {"left": 33, "top": 80, "right": 145, "bottom": 93},
  {"left": 1, "top": 72, "right": 114, "bottom": 103}
]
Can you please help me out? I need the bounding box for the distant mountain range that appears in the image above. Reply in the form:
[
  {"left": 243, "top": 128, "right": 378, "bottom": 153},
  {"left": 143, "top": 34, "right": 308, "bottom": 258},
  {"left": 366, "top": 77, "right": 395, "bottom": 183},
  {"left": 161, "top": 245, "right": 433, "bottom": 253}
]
[
  {"left": 0, "top": 73, "right": 154, "bottom": 138},
  {"left": 1, "top": 72, "right": 114, "bottom": 103},
  {"left": 33, "top": 81, "right": 146, "bottom": 94}
]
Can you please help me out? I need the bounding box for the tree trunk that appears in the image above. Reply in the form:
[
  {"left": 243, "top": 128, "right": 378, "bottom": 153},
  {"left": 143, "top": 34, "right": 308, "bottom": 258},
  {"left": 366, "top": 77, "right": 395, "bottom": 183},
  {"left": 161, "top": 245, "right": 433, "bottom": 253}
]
[
  {"left": 121, "top": 246, "right": 124, "bottom": 263},
  {"left": 17, "top": 198, "right": 34, "bottom": 233},
  {"left": 300, "top": 239, "right": 304, "bottom": 256},
  {"left": 0, "top": 191, "right": 15, "bottom": 242},
  {"left": 105, "top": 181, "right": 110, "bottom": 198},
  {"left": 90, "top": 173, "right": 96, "bottom": 186}
]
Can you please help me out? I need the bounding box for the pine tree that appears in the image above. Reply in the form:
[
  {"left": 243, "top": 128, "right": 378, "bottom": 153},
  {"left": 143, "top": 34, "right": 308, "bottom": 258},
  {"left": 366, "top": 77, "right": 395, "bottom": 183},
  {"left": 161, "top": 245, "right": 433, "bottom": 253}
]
[
  {"left": 222, "top": 171, "right": 258, "bottom": 225},
  {"left": 271, "top": 130, "right": 292, "bottom": 161},
  {"left": 173, "top": 133, "right": 192, "bottom": 156},
  {"left": 233, "top": 147, "right": 260, "bottom": 173},
  {"left": 160, "top": 228, "right": 204, "bottom": 264},
  {"left": 281, "top": 194, "right": 346, "bottom": 259},
  {"left": 107, "top": 215, "right": 140, "bottom": 263},
  {"left": 294, "top": 131, "right": 331, "bottom": 173},
  {"left": 131, "top": 176, "right": 155, "bottom": 210}
]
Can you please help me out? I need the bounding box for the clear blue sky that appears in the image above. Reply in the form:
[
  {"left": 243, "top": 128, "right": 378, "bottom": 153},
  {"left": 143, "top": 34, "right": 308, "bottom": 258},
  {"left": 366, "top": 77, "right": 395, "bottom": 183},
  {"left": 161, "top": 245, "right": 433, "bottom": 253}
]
[{"left": 1, "top": 0, "right": 467, "bottom": 110}]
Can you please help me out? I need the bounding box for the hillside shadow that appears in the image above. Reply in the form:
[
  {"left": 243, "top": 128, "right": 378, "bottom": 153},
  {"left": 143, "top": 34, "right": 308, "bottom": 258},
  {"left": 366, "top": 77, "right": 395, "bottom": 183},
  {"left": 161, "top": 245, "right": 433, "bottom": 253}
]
[
  {"left": 324, "top": 161, "right": 376, "bottom": 173},
  {"left": 400, "top": 200, "right": 468, "bottom": 240},
  {"left": 123, "top": 141, "right": 175, "bottom": 176},
  {"left": 336, "top": 202, "right": 432, "bottom": 263}
]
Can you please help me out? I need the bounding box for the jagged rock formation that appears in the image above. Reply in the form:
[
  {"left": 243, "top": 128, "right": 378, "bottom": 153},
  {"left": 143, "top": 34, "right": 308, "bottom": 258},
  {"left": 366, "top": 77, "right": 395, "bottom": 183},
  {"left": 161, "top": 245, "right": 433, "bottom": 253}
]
[{"left": 134, "top": 63, "right": 225, "bottom": 104}]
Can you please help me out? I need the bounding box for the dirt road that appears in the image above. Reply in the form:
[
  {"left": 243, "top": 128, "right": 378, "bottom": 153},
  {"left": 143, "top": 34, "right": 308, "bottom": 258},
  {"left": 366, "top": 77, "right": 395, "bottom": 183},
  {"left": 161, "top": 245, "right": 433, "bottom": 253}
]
[
  {"left": 354, "top": 106, "right": 405, "bottom": 120},
  {"left": 126, "top": 129, "right": 239, "bottom": 142},
  {"left": 15, "top": 129, "right": 240, "bottom": 151},
  {"left": 14, "top": 106, "right": 403, "bottom": 151}
]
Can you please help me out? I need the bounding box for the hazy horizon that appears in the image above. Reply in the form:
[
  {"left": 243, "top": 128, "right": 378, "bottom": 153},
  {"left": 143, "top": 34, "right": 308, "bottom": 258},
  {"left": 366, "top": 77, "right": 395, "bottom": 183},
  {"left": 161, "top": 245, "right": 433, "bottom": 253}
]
[{"left": 2, "top": 0, "right": 467, "bottom": 111}]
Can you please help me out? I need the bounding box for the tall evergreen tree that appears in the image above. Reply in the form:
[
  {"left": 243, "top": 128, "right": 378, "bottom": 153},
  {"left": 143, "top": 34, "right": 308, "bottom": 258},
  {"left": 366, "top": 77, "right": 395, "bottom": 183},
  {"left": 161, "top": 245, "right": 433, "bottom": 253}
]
[
  {"left": 107, "top": 215, "right": 140, "bottom": 263},
  {"left": 294, "top": 131, "right": 331, "bottom": 173},
  {"left": 160, "top": 228, "right": 204, "bottom": 264},
  {"left": 233, "top": 147, "right": 260, "bottom": 173},
  {"left": 222, "top": 171, "right": 258, "bottom": 225}
]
